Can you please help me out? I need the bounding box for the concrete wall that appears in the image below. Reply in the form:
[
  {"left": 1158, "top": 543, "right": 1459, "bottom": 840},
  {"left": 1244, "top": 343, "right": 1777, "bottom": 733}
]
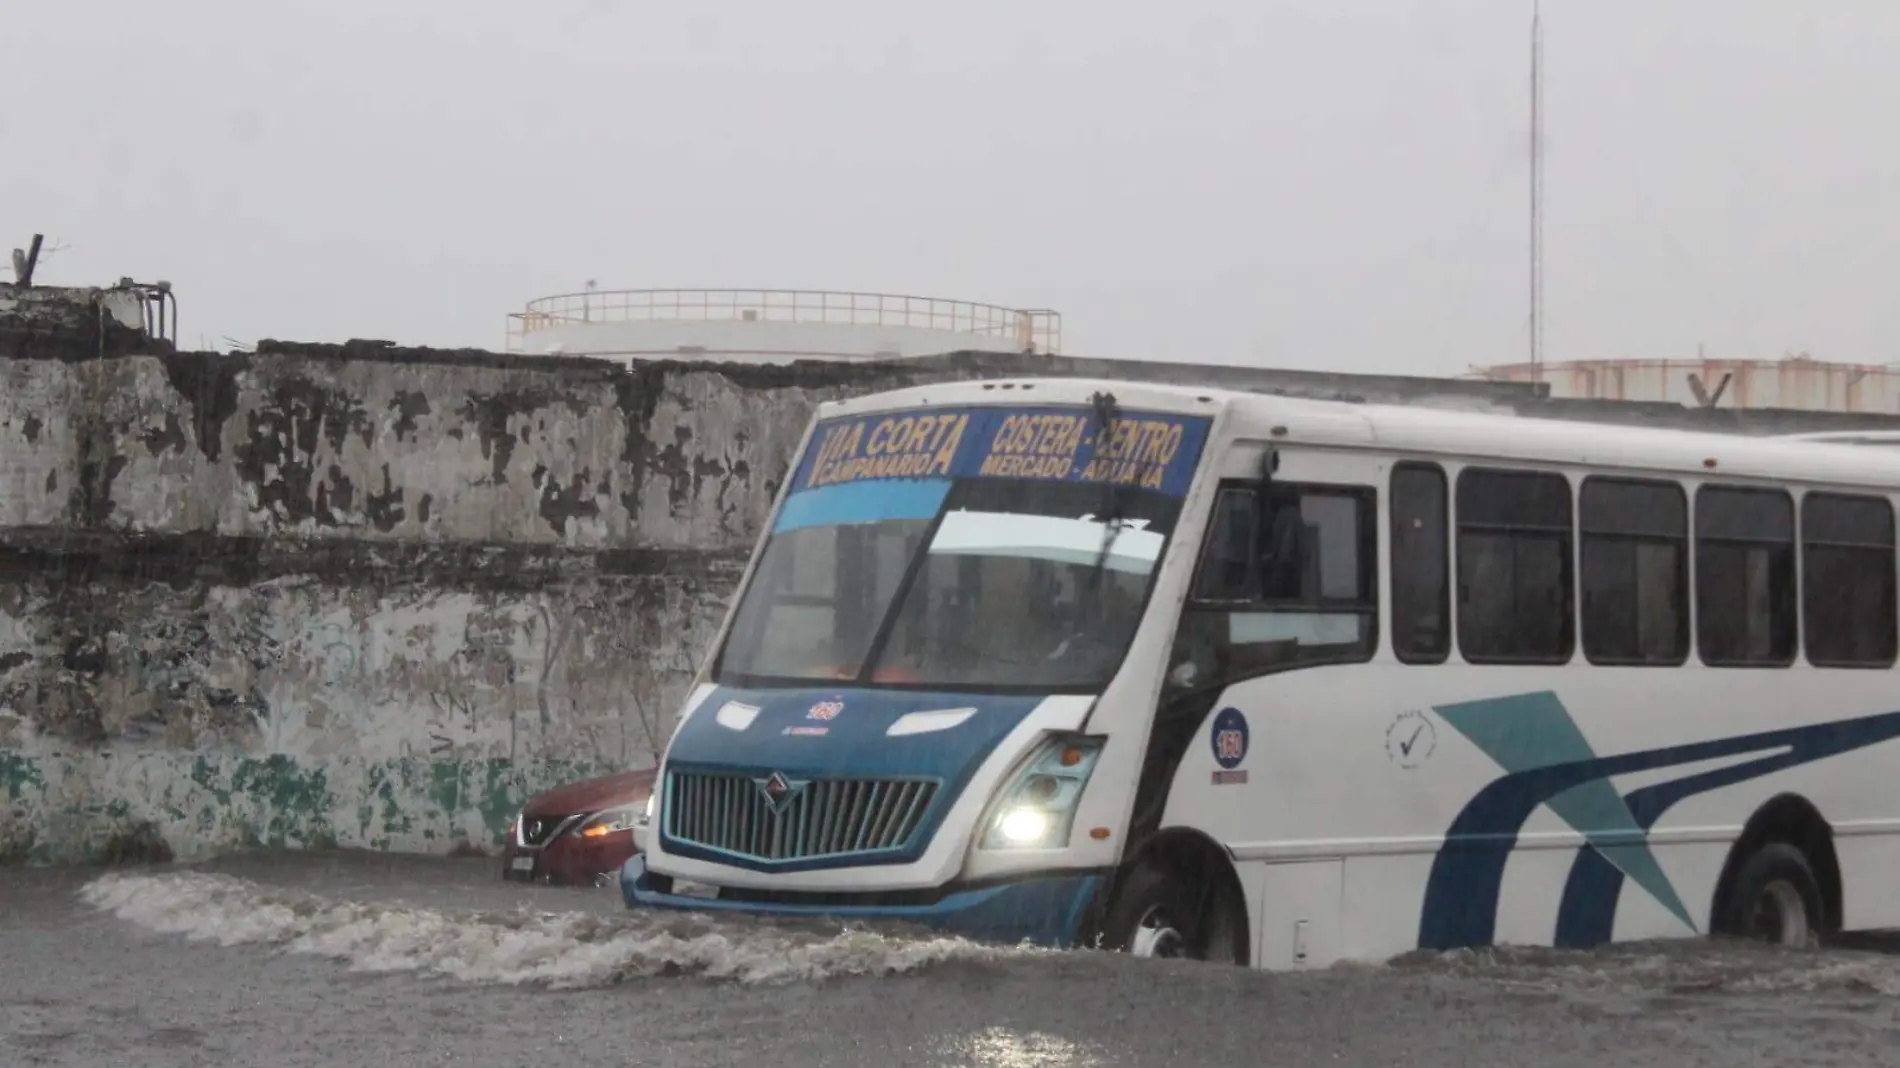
[
  {"left": 0, "top": 337, "right": 765, "bottom": 862},
  {"left": 8, "top": 298, "right": 1900, "bottom": 862}
]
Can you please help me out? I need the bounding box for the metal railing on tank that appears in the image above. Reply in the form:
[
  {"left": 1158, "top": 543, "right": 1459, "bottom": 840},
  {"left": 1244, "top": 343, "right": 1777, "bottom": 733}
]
[{"left": 505, "top": 288, "right": 1061, "bottom": 356}]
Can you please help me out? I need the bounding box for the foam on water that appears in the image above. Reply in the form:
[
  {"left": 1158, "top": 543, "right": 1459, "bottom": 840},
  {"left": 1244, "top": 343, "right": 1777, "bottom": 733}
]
[
  {"left": 78, "top": 871, "right": 1036, "bottom": 988},
  {"left": 78, "top": 869, "right": 1900, "bottom": 999},
  {"left": 1394, "top": 940, "right": 1900, "bottom": 997}
]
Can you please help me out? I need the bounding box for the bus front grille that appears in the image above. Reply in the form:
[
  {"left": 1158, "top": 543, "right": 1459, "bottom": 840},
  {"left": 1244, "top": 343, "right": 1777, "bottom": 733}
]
[{"left": 663, "top": 771, "right": 940, "bottom": 863}]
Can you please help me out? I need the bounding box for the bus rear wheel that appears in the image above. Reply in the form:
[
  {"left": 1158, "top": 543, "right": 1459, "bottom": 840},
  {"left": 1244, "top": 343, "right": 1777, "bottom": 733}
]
[
  {"left": 1715, "top": 842, "right": 1825, "bottom": 949},
  {"left": 1099, "top": 862, "right": 1243, "bottom": 964}
]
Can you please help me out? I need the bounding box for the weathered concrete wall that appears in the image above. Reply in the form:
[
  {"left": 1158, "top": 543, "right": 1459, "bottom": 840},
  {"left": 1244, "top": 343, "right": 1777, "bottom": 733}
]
[
  {"left": 0, "top": 333, "right": 770, "bottom": 862},
  {"left": 0, "top": 541, "right": 731, "bottom": 861},
  {"left": 8, "top": 304, "right": 1900, "bottom": 863},
  {"left": 0, "top": 358, "right": 78, "bottom": 531}
]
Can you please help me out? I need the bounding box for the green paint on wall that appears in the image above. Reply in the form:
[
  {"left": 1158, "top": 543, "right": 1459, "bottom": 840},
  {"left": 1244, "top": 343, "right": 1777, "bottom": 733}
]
[
  {"left": 1, "top": 751, "right": 45, "bottom": 800},
  {"left": 188, "top": 756, "right": 235, "bottom": 807},
  {"left": 0, "top": 748, "right": 625, "bottom": 864},
  {"left": 229, "top": 755, "right": 334, "bottom": 847}
]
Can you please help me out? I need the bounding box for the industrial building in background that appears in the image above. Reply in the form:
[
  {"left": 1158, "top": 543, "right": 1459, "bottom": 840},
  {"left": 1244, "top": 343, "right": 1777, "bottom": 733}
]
[
  {"left": 1482, "top": 9, "right": 1899, "bottom": 421},
  {"left": 1470, "top": 354, "right": 1900, "bottom": 416},
  {"left": 5, "top": 232, "right": 178, "bottom": 350},
  {"left": 505, "top": 286, "right": 1062, "bottom": 364},
  {"left": 501, "top": 285, "right": 1900, "bottom": 420}
]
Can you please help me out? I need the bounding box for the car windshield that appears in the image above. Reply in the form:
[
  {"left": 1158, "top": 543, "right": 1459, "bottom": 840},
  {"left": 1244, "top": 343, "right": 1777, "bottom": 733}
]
[{"left": 713, "top": 403, "right": 1209, "bottom": 692}]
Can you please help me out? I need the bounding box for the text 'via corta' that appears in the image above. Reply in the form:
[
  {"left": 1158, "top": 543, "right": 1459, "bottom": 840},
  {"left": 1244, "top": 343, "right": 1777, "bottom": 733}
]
[{"left": 806, "top": 413, "right": 972, "bottom": 488}]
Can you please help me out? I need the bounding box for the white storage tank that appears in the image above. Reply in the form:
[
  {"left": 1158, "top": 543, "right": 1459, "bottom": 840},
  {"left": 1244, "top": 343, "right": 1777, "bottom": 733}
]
[
  {"left": 505, "top": 287, "right": 1061, "bottom": 364},
  {"left": 1470, "top": 355, "right": 1900, "bottom": 415}
]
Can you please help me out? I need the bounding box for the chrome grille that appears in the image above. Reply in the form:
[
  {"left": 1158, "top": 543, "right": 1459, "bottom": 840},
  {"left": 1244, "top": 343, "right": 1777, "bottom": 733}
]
[{"left": 664, "top": 771, "right": 939, "bottom": 862}]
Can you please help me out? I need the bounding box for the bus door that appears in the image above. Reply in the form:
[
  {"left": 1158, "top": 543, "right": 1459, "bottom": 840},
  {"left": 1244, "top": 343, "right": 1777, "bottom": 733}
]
[{"left": 1129, "top": 444, "right": 1382, "bottom": 847}]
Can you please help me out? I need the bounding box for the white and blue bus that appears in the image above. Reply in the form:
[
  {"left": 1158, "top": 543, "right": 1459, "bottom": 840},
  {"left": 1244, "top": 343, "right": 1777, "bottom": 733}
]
[{"left": 621, "top": 376, "right": 1900, "bottom": 968}]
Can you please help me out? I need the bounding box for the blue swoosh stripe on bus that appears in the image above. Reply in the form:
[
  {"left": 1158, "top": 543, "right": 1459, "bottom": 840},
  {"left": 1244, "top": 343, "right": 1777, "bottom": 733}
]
[
  {"left": 1419, "top": 696, "right": 1900, "bottom": 950},
  {"left": 1425, "top": 692, "right": 1693, "bottom": 944},
  {"left": 772, "top": 478, "right": 952, "bottom": 533},
  {"left": 1551, "top": 713, "right": 1900, "bottom": 947}
]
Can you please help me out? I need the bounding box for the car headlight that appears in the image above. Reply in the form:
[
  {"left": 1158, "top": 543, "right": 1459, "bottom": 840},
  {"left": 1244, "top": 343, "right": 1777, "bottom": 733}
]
[
  {"left": 980, "top": 734, "right": 1104, "bottom": 851},
  {"left": 641, "top": 793, "right": 656, "bottom": 826},
  {"left": 575, "top": 804, "right": 642, "bottom": 840}
]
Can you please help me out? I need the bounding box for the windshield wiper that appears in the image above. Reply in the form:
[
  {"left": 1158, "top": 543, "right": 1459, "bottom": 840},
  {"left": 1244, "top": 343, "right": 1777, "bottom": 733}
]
[{"left": 1088, "top": 390, "right": 1129, "bottom": 584}]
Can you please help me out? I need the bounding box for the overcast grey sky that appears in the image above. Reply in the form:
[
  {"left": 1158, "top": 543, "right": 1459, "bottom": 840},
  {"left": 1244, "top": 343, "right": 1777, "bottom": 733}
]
[{"left": 5, "top": 1, "right": 1895, "bottom": 376}]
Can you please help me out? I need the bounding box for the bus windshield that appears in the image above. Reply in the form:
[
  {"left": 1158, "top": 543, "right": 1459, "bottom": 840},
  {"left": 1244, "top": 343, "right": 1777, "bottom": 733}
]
[{"left": 713, "top": 403, "right": 1211, "bottom": 692}]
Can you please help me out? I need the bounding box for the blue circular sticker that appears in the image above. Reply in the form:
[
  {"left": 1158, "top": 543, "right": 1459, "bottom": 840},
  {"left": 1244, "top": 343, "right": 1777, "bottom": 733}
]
[{"left": 1210, "top": 707, "right": 1249, "bottom": 770}]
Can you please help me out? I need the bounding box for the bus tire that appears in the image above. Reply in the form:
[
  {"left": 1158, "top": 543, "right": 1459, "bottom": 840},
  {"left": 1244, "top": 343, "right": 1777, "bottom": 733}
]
[
  {"left": 1098, "top": 862, "right": 1241, "bottom": 963},
  {"left": 1713, "top": 841, "right": 1825, "bottom": 949}
]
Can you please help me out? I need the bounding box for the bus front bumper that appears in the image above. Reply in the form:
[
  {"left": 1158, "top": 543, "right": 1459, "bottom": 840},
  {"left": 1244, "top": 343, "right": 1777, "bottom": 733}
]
[{"left": 617, "top": 854, "right": 1104, "bottom": 949}]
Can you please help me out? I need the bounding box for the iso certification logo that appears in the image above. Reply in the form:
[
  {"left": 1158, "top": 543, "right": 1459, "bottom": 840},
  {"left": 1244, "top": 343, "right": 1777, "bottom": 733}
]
[{"left": 1385, "top": 710, "right": 1436, "bottom": 769}]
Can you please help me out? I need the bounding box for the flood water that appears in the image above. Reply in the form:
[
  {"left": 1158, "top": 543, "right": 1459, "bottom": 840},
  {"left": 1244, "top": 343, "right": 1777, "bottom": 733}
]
[{"left": 6, "top": 850, "right": 1900, "bottom": 1066}]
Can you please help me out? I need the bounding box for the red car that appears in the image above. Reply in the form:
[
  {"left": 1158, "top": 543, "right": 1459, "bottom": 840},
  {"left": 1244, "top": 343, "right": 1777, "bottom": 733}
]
[{"left": 500, "top": 768, "right": 656, "bottom": 887}]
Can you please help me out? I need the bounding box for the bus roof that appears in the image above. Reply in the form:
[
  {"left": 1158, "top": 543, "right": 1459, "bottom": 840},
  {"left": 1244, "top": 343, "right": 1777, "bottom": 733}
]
[
  {"left": 1774, "top": 430, "right": 1900, "bottom": 446},
  {"left": 816, "top": 376, "right": 1900, "bottom": 491}
]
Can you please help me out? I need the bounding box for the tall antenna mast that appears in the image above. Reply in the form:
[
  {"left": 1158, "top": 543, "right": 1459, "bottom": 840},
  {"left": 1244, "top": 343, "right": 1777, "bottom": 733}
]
[{"left": 1529, "top": 0, "right": 1545, "bottom": 383}]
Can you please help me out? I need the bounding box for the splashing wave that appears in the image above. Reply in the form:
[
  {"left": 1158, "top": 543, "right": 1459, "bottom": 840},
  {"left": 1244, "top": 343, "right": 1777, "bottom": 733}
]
[{"left": 79, "top": 871, "right": 1034, "bottom": 988}]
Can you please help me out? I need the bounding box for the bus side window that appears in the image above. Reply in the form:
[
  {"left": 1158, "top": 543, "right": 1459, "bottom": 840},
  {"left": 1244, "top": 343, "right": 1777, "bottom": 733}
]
[
  {"left": 1579, "top": 477, "right": 1689, "bottom": 666},
  {"left": 1390, "top": 462, "right": 1450, "bottom": 663},
  {"left": 1456, "top": 468, "right": 1574, "bottom": 664},
  {"left": 1696, "top": 485, "right": 1797, "bottom": 667},
  {"left": 1169, "top": 481, "right": 1378, "bottom": 691},
  {"left": 1801, "top": 491, "right": 1896, "bottom": 668}
]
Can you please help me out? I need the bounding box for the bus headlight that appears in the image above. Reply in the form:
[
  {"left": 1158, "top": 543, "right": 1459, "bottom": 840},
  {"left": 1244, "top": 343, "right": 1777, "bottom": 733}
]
[
  {"left": 980, "top": 735, "right": 1104, "bottom": 851},
  {"left": 996, "top": 807, "right": 1052, "bottom": 845}
]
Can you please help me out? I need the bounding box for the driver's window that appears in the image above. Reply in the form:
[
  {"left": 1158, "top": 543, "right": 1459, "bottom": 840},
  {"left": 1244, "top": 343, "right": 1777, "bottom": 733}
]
[{"left": 1168, "top": 480, "right": 1379, "bottom": 692}]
